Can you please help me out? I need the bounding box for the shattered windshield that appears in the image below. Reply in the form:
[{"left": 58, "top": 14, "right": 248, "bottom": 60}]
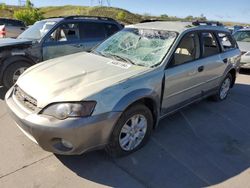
[
  {"left": 18, "top": 21, "right": 56, "bottom": 40},
  {"left": 94, "top": 28, "right": 177, "bottom": 67}
]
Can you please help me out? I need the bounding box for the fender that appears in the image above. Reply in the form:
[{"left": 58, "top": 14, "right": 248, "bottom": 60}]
[{"left": 112, "top": 88, "right": 161, "bottom": 126}]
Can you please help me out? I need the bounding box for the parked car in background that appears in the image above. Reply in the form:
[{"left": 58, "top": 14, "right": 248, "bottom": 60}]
[
  {"left": 0, "top": 18, "right": 26, "bottom": 38},
  {"left": 6, "top": 21, "right": 240, "bottom": 157},
  {"left": 233, "top": 28, "right": 250, "bottom": 69},
  {"left": 0, "top": 16, "right": 123, "bottom": 88},
  {"left": 233, "top": 25, "right": 244, "bottom": 33}
]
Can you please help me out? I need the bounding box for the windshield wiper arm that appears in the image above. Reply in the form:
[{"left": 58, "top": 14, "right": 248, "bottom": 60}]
[{"left": 108, "top": 53, "right": 136, "bottom": 65}]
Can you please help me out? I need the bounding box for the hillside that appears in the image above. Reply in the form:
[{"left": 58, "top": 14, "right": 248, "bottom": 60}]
[{"left": 0, "top": 5, "right": 248, "bottom": 26}]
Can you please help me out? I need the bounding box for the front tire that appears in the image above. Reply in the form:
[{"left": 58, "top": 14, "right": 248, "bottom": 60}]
[
  {"left": 212, "top": 73, "right": 232, "bottom": 101},
  {"left": 3, "top": 62, "right": 30, "bottom": 89},
  {"left": 106, "top": 104, "right": 153, "bottom": 157}
]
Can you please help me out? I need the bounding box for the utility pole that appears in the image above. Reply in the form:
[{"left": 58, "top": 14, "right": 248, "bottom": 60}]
[{"left": 91, "top": 0, "right": 111, "bottom": 6}]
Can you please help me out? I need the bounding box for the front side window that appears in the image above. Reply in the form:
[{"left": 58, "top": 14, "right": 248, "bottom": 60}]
[
  {"left": 201, "top": 32, "right": 220, "bottom": 57},
  {"left": 233, "top": 30, "right": 250, "bottom": 42},
  {"left": 47, "top": 23, "right": 80, "bottom": 42},
  {"left": 218, "top": 33, "right": 236, "bottom": 51},
  {"left": 18, "top": 21, "right": 56, "bottom": 40},
  {"left": 171, "top": 33, "right": 200, "bottom": 66},
  {"left": 94, "top": 28, "right": 177, "bottom": 67}
]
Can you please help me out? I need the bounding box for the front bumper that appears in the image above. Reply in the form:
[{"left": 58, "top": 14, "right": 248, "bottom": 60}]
[{"left": 5, "top": 89, "right": 121, "bottom": 155}]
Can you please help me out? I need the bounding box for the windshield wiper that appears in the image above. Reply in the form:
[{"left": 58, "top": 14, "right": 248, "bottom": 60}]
[{"left": 108, "top": 53, "right": 136, "bottom": 65}]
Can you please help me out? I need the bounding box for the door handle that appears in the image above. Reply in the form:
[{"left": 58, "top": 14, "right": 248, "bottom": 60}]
[
  {"left": 223, "top": 58, "right": 228, "bottom": 63},
  {"left": 198, "top": 66, "right": 204, "bottom": 72}
]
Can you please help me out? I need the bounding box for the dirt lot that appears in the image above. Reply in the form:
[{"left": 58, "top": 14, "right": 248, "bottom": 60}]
[{"left": 0, "top": 71, "right": 250, "bottom": 188}]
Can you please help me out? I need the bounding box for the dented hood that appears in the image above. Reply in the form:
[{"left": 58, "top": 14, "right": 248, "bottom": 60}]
[
  {"left": 17, "top": 52, "right": 149, "bottom": 108},
  {"left": 0, "top": 38, "right": 32, "bottom": 48}
]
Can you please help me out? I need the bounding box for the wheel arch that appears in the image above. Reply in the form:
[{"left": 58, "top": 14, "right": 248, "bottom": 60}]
[
  {"left": 0, "top": 55, "right": 35, "bottom": 83},
  {"left": 112, "top": 89, "right": 161, "bottom": 129}
]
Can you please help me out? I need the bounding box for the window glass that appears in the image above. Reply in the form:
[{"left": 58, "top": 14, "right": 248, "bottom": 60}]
[
  {"left": 18, "top": 21, "right": 56, "bottom": 40},
  {"left": 105, "top": 24, "right": 119, "bottom": 37},
  {"left": 0, "top": 19, "right": 25, "bottom": 27},
  {"left": 80, "top": 22, "right": 106, "bottom": 40},
  {"left": 94, "top": 28, "right": 177, "bottom": 67},
  {"left": 171, "top": 33, "right": 200, "bottom": 66},
  {"left": 201, "top": 32, "right": 220, "bottom": 57},
  {"left": 218, "top": 33, "right": 236, "bottom": 51},
  {"left": 47, "top": 23, "right": 80, "bottom": 42},
  {"left": 233, "top": 30, "right": 250, "bottom": 42}
]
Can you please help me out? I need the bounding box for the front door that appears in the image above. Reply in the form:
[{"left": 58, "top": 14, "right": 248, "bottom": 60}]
[
  {"left": 161, "top": 32, "right": 206, "bottom": 114},
  {"left": 42, "top": 22, "right": 85, "bottom": 60}
]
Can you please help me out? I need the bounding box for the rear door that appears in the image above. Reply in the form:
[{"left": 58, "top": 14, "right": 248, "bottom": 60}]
[
  {"left": 198, "top": 31, "right": 230, "bottom": 93},
  {"left": 42, "top": 22, "right": 84, "bottom": 60},
  {"left": 162, "top": 32, "right": 207, "bottom": 114}
]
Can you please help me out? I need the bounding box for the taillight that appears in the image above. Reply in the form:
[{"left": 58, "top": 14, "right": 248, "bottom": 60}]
[{"left": 0, "top": 26, "right": 6, "bottom": 37}]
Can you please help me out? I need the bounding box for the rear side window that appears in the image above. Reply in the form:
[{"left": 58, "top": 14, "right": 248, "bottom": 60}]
[
  {"left": 217, "top": 33, "right": 236, "bottom": 51},
  {"left": 201, "top": 32, "right": 220, "bottom": 57},
  {"left": 80, "top": 22, "right": 106, "bottom": 40},
  {"left": 105, "top": 24, "right": 120, "bottom": 37}
]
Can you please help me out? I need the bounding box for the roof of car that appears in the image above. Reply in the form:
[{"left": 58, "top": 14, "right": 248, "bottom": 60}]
[
  {"left": 42, "top": 16, "right": 119, "bottom": 23},
  {"left": 127, "top": 21, "right": 229, "bottom": 33},
  {"left": 236, "top": 28, "right": 250, "bottom": 32}
]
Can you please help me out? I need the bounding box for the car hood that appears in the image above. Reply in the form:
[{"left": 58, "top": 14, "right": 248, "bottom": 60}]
[
  {"left": 17, "top": 52, "right": 149, "bottom": 108},
  {"left": 237, "top": 41, "right": 250, "bottom": 52},
  {"left": 0, "top": 38, "right": 32, "bottom": 48}
]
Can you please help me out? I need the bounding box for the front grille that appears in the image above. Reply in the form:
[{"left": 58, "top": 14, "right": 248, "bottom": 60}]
[{"left": 14, "top": 86, "right": 37, "bottom": 111}]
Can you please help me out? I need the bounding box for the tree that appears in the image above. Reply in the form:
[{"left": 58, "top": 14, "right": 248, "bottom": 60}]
[
  {"left": 0, "top": 3, "right": 6, "bottom": 10},
  {"left": 160, "top": 14, "right": 168, "bottom": 19},
  {"left": 185, "top": 15, "right": 194, "bottom": 21},
  {"left": 14, "top": 8, "right": 44, "bottom": 25},
  {"left": 116, "top": 11, "right": 126, "bottom": 21}
]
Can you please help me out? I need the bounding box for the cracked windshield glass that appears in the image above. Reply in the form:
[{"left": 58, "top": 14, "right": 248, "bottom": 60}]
[{"left": 94, "top": 28, "right": 177, "bottom": 67}]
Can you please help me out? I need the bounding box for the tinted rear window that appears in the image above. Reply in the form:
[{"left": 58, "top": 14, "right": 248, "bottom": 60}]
[
  {"left": 80, "top": 22, "right": 106, "bottom": 40},
  {"left": 0, "top": 19, "right": 25, "bottom": 27}
]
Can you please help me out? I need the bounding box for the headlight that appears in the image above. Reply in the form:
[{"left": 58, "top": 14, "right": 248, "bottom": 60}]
[{"left": 40, "top": 101, "right": 96, "bottom": 120}]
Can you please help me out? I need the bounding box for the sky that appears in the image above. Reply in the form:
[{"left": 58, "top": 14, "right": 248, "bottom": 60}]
[{"left": 2, "top": 0, "right": 250, "bottom": 23}]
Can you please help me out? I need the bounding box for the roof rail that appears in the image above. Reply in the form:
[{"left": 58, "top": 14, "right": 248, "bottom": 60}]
[
  {"left": 140, "top": 19, "right": 164, "bottom": 23},
  {"left": 192, "top": 20, "right": 223, "bottom": 27},
  {"left": 64, "top": 15, "right": 116, "bottom": 22}
]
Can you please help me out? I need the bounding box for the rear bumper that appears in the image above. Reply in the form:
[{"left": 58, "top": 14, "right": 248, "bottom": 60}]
[{"left": 5, "top": 89, "right": 122, "bottom": 155}]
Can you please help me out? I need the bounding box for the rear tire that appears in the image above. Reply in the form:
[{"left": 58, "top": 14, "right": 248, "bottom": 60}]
[
  {"left": 106, "top": 104, "right": 153, "bottom": 158},
  {"left": 212, "top": 73, "right": 232, "bottom": 101},
  {"left": 3, "top": 61, "right": 30, "bottom": 89}
]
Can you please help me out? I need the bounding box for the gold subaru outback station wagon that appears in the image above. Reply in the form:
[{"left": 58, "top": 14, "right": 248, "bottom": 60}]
[{"left": 6, "top": 21, "right": 241, "bottom": 157}]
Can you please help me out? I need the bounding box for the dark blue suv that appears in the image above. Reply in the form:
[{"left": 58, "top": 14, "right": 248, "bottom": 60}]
[{"left": 0, "top": 16, "right": 123, "bottom": 88}]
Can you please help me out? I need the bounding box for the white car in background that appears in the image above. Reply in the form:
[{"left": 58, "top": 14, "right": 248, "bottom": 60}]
[
  {"left": 0, "top": 18, "right": 26, "bottom": 38},
  {"left": 233, "top": 28, "right": 250, "bottom": 69}
]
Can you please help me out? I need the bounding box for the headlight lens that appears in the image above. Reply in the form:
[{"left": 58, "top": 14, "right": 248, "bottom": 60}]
[{"left": 40, "top": 101, "right": 96, "bottom": 120}]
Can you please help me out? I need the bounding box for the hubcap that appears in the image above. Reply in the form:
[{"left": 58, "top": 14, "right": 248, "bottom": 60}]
[
  {"left": 119, "top": 114, "right": 147, "bottom": 151},
  {"left": 220, "top": 78, "right": 231, "bottom": 99},
  {"left": 13, "top": 67, "right": 27, "bottom": 83}
]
